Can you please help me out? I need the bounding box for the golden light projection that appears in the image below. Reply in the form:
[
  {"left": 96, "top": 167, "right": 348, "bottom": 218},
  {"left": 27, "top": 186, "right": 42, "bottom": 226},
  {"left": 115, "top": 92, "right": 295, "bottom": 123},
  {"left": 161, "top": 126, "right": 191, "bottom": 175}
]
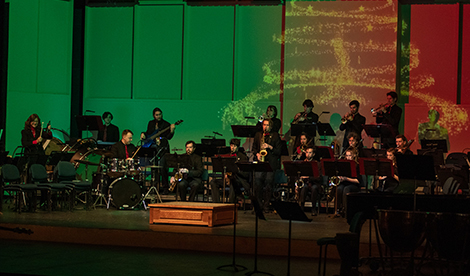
[{"left": 220, "top": 0, "right": 468, "bottom": 137}]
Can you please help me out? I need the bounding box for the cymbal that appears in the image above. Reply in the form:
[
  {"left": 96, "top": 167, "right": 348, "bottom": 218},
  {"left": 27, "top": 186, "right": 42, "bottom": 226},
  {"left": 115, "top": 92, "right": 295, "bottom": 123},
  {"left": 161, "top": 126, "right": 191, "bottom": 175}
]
[
  {"left": 75, "top": 159, "right": 100, "bottom": 166},
  {"left": 93, "top": 149, "right": 113, "bottom": 157}
]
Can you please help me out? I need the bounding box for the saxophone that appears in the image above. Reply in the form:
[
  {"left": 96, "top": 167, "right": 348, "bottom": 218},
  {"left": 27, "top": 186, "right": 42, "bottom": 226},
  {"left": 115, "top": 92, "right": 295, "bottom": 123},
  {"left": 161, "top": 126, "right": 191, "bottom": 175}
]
[
  {"left": 169, "top": 168, "right": 188, "bottom": 192},
  {"left": 259, "top": 134, "right": 267, "bottom": 162}
]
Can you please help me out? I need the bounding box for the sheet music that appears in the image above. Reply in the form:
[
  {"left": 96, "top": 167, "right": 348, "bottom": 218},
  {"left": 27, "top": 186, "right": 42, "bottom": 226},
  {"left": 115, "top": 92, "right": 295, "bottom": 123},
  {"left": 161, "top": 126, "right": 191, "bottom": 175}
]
[{"left": 42, "top": 139, "right": 51, "bottom": 150}]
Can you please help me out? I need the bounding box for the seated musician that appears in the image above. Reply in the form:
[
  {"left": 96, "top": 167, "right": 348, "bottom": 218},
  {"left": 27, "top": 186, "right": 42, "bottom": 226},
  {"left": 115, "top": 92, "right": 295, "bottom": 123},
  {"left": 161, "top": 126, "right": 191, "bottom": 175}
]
[
  {"left": 210, "top": 138, "right": 250, "bottom": 203},
  {"left": 298, "top": 146, "right": 322, "bottom": 216},
  {"left": 97, "top": 111, "right": 119, "bottom": 142},
  {"left": 176, "top": 140, "right": 203, "bottom": 201},
  {"left": 376, "top": 148, "right": 399, "bottom": 192},
  {"left": 292, "top": 132, "right": 313, "bottom": 161},
  {"left": 110, "top": 129, "right": 137, "bottom": 160},
  {"left": 253, "top": 119, "right": 282, "bottom": 212},
  {"left": 395, "top": 134, "right": 413, "bottom": 155},
  {"left": 341, "top": 132, "right": 364, "bottom": 158},
  {"left": 21, "top": 114, "right": 53, "bottom": 169},
  {"left": 140, "top": 108, "right": 176, "bottom": 194},
  {"left": 335, "top": 148, "right": 363, "bottom": 217}
]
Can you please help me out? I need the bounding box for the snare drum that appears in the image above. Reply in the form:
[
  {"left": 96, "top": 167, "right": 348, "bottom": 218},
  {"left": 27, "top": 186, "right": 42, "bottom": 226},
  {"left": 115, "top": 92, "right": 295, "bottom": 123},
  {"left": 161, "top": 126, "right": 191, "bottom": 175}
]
[{"left": 108, "top": 178, "right": 142, "bottom": 209}]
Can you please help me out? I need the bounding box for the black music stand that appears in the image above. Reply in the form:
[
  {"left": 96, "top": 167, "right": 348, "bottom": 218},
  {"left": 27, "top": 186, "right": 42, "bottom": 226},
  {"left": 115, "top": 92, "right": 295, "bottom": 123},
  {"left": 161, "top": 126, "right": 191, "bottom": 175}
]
[
  {"left": 231, "top": 125, "right": 258, "bottom": 138},
  {"left": 315, "top": 146, "right": 334, "bottom": 160},
  {"left": 417, "top": 149, "right": 445, "bottom": 167},
  {"left": 237, "top": 162, "right": 272, "bottom": 276},
  {"left": 396, "top": 154, "right": 436, "bottom": 211},
  {"left": 420, "top": 139, "right": 448, "bottom": 153},
  {"left": 321, "top": 159, "right": 357, "bottom": 216},
  {"left": 363, "top": 124, "right": 394, "bottom": 149},
  {"left": 362, "top": 148, "right": 386, "bottom": 158},
  {"left": 317, "top": 123, "right": 335, "bottom": 146},
  {"left": 272, "top": 201, "right": 312, "bottom": 276},
  {"left": 283, "top": 161, "right": 320, "bottom": 202},
  {"left": 359, "top": 158, "right": 393, "bottom": 191},
  {"left": 164, "top": 153, "right": 191, "bottom": 201},
  {"left": 291, "top": 123, "right": 316, "bottom": 138},
  {"left": 75, "top": 115, "right": 103, "bottom": 137}
]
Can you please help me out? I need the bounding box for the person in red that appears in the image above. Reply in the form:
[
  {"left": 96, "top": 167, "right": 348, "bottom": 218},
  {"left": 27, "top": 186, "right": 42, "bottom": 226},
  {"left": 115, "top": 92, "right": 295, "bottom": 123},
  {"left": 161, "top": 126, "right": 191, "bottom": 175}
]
[
  {"left": 21, "top": 113, "right": 53, "bottom": 167},
  {"left": 110, "top": 129, "right": 137, "bottom": 160}
]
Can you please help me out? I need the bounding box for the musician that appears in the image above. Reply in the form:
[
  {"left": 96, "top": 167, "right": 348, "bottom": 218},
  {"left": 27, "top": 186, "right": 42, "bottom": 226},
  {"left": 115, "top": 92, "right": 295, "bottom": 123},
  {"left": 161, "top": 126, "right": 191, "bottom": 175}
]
[
  {"left": 376, "top": 148, "right": 399, "bottom": 192},
  {"left": 177, "top": 140, "right": 203, "bottom": 202},
  {"left": 292, "top": 132, "right": 313, "bottom": 161},
  {"left": 373, "top": 91, "right": 402, "bottom": 148},
  {"left": 395, "top": 134, "right": 413, "bottom": 155},
  {"left": 97, "top": 111, "right": 119, "bottom": 142},
  {"left": 256, "top": 105, "right": 281, "bottom": 133},
  {"left": 298, "top": 147, "right": 322, "bottom": 216},
  {"left": 339, "top": 100, "right": 365, "bottom": 152},
  {"left": 141, "top": 108, "right": 175, "bottom": 193},
  {"left": 293, "top": 99, "right": 319, "bottom": 124},
  {"left": 110, "top": 129, "right": 137, "bottom": 160},
  {"left": 335, "top": 148, "right": 362, "bottom": 217},
  {"left": 21, "top": 114, "right": 52, "bottom": 167},
  {"left": 210, "top": 139, "right": 250, "bottom": 203},
  {"left": 342, "top": 132, "right": 364, "bottom": 158},
  {"left": 253, "top": 119, "right": 282, "bottom": 212}
]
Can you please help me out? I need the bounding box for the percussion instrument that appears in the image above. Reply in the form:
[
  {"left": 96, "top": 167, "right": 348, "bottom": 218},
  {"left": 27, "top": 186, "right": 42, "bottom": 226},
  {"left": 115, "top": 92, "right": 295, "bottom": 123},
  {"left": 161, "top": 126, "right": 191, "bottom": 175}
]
[
  {"left": 71, "top": 148, "right": 104, "bottom": 181},
  {"left": 108, "top": 178, "right": 142, "bottom": 209}
]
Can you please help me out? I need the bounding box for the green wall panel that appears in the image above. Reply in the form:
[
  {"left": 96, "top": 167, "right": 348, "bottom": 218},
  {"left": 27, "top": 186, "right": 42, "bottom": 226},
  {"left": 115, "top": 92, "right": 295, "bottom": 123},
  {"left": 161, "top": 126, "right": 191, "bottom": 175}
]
[
  {"left": 8, "top": 0, "right": 39, "bottom": 93},
  {"left": 37, "top": 0, "right": 73, "bottom": 95},
  {"left": 84, "top": 7, "right": 133, "bottom": 99},
  {"left": 133, "top": 5, "right": 183, "bottom": 100},
  {"left": 183, "top": 6, "right": 234, "bottom": 101}
]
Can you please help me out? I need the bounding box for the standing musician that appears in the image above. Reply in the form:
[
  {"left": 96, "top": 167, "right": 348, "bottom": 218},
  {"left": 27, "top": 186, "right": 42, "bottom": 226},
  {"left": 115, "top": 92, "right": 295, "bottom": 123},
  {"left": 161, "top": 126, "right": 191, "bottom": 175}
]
[
  {"left": 292, "top": 132, "right": 313, "bottom": 161},
  {"left": 141, "top": 108, "right": 176, "bottom": 193},
  {"left": 339, "top": 100, "right": 365, "bottom": 152},
  {"left": 372, "top": 91, "right": 402, "bottom": 148},
  {"left": 298, "top": 146, "right": 322, "bottom": 216},
  {"left": 256, "top": 105, "right": 281, "bottom": 133},
  {"left": 293, "top": 99, "right": 319, "bottom": 124},
  {"left": 334, "top": 148, "right": 363, "bottom": 217},
  {"left": 176, "top": 140, "right": 203, "bottom": 202},
  {"left": 97, "top": 111, "right": 119, "bottom": 142},
  {"left": 110, "top": 129, "right": 137, "bottom": 160},
  {"left": 21, "top": 114, "right": 53, "bottom": 167},
  {"left": 252, "top": 119, "right": 282, "bottom": 212},
  {"left": 210, "top": 138, "right": 250, "bottom": 203},
  {"left": 395, "top": 134, "right": 413, "bottom": 155}
]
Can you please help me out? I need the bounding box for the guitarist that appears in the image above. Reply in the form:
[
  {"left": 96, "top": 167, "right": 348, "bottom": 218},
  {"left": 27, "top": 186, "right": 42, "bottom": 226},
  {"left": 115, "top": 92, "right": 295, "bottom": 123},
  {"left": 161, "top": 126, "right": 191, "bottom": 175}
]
[{"left": 140, "top": 107, "right": 176, "bottom": 194}]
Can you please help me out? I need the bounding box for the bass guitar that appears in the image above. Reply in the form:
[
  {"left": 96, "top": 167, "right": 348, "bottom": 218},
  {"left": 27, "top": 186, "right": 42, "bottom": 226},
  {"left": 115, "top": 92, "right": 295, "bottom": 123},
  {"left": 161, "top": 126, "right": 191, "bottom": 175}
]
[{"left": 142, "top": 120, "right": 183, "bottom": 148}]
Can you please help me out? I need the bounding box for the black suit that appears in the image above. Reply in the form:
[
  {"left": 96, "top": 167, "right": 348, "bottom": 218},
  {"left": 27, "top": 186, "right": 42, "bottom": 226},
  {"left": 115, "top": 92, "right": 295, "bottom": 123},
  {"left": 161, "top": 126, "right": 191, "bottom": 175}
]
[
  {"left": 177, "top": 153, "right": 203, "bottom": 201},
  {"left": 339, "top": 113, "right": 366, "bottom": 152},
  {"left": 110, "top": 141, "right": 137, "bottom": 160},
  {"left": 376, "top": 104, "right": 402, "bottom": 148},
  {"left": 97, "top": 123, "right": 120, "bottom": 142},
  {"left": 252, "top": 131, "right": 282, "bottom": 210},
  {"left": 21, "top": 126, "right": 53, "bottom": 169}
]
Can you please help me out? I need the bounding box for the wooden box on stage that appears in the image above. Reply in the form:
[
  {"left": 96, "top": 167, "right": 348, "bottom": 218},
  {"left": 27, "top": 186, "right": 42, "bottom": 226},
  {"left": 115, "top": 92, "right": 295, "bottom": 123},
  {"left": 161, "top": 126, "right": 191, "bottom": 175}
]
[{"left": 148, "top": 202, "right": 236, "bottom": 227}]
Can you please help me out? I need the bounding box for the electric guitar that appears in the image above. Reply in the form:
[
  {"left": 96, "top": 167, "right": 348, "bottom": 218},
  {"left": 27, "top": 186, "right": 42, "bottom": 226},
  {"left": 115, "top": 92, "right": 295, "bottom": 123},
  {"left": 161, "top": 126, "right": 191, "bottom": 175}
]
[{"left": 142, "top": 120, "right": 183, "bottom": 148}]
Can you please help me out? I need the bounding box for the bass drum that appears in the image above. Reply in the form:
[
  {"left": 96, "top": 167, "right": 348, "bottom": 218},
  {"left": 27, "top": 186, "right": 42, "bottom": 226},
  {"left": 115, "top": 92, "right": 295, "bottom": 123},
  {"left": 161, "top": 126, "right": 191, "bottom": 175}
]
[
  {"left": 71, "top": 148, "right": 103, "bottom": 181},
  {"left": 108, "top": 178, "right": 142, "bottom": 209}
]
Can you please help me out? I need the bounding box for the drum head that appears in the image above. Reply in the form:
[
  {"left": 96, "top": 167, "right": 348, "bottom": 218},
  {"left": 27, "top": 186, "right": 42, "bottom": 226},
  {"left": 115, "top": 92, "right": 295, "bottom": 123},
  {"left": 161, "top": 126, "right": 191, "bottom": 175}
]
[
  {"left": 109, "top": 178, "right": 142, "bottom": 209},
  {"left": 72, "top": 149, "right": 103, "bottom": 181}
]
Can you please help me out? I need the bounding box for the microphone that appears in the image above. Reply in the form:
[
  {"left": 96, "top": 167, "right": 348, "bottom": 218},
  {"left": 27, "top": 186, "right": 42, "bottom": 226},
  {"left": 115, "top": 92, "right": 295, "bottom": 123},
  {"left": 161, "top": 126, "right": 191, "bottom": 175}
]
[
  {"left": 245, "top": 116, "right": 255, "bottom": 119},
  {"left": 213, "top": 131, "right": 223, "bottom": 136}
]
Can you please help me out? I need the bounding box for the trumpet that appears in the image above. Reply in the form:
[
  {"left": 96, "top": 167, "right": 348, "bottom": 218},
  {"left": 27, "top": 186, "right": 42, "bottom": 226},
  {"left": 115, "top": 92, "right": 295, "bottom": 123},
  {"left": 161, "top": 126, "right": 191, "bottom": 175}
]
[
  {"left": 371, "top": 103, "right": 389, "bottom": 113},
  {"left": 292, "top": 112, "right": 307, "bottom": 124},
  {"left": 341, "top": 112, "right": 353, "bottom": 123}
]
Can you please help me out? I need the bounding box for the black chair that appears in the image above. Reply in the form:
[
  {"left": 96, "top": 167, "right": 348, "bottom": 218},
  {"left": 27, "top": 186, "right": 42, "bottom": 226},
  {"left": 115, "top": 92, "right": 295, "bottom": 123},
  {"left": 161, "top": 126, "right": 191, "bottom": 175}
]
[
  {"left": 317, "top": 211, "right": 366, "bottom": 276},
  {"left": 55, "top": 161, "right": 92, "bottom": 210},
  {"left": 30, "top": 164, "right": 73, "bottom": 211}
]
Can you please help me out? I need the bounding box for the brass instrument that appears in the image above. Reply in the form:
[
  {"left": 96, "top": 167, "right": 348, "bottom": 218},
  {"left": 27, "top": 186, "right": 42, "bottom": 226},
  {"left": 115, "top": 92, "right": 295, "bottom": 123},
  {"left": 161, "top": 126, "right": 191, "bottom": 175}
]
[
  {"left": 294, "top": 178, "right": 305, "bottom": 201},
  {"left": 259, "top": 134, "right": 267, "bottom": 162},
  {"left": 169, "top": 168, "right": 188, "bottom": 192},
  {"left": 292, "top": 112, "right": 307, "bottom": 124},
  {"left": 327, "top": 176, "right": 340, "bottom": 202},
  {"left": 258, "top": 114, "right": 265, "bottom": 122},
  {"left": 371, "top": 103, "right": 389, "bottom": 114},
  {"left": 341, "top": 112, "right": 353, "bottom": 123}
]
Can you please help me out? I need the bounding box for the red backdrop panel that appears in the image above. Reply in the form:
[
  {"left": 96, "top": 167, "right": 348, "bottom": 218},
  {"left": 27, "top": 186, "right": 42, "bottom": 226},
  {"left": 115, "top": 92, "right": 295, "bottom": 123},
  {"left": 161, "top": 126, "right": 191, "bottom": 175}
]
[{"left": 461, "top": 5, "right": 470, "bottom": 104}]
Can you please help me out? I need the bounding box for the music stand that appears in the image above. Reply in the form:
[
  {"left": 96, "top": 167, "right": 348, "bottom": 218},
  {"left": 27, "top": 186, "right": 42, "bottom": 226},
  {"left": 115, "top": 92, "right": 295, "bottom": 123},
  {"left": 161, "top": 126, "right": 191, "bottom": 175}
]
[
  {"left": 363, "top": 124, "right": 395, "bottom": 149},
  {"left": 317, "top": 123, "right": 335, "bottom": 146},
  {"left": 417, "top": 149, "right": 445, "bottom": 168},
  {"left": 315, "top": 146, "right": 334, "bottom": 160},
  {"left": 231, "top": 125, "right": 258, "bottom": 138},
  {"left": 420, "top": 139, "right": 448, "bottom": 153},
  {"left": 236, "top": 162, "right": 272, "bottom": 276},
  {"left": 212, "top": 156, "right": 238, "bottom": 203},
  {"left": 362, "top": 148, "right": 386, "bottom": 158},
  {"left": 164, "top": 153, "right": 192, "bottom": 201},
  {"left": 283, "top": 161, "right": 320, "bottom": 203},
  {"left": 291, "top": 123, "right": 316, "bottom": 138},
  {"left": 272, "top": 201, "right": 312, "bottom": 276},
  {"left": 321, "top": 159, "right": 357, "bottom": 216},
  {"left": 75, "top": 115, "right": 103, "bottom": 137},
  {"left": 396, "top": 154, "right": 436, "bottom": 211},
  {"left": 359, "top": 158, "right": 394, "bottom": 191}
]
